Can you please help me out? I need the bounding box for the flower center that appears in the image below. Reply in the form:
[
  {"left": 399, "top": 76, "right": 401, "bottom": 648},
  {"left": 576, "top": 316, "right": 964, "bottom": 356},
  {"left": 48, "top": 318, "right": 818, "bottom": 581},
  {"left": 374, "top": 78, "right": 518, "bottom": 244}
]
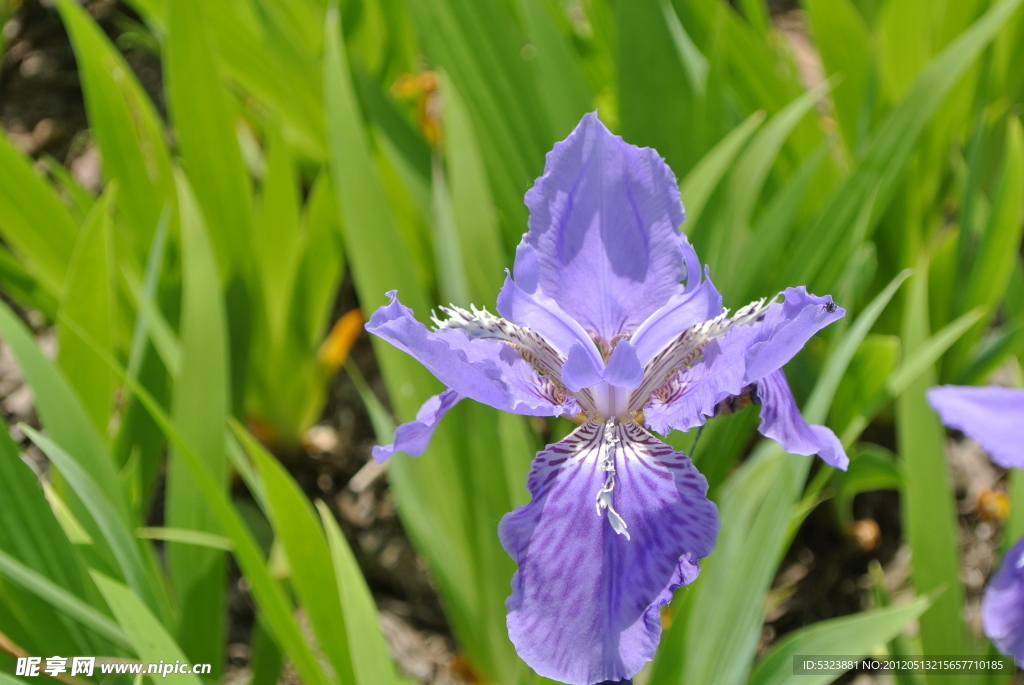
[{"left": 591, "top": 382, "right": 632, "bottom": 421}]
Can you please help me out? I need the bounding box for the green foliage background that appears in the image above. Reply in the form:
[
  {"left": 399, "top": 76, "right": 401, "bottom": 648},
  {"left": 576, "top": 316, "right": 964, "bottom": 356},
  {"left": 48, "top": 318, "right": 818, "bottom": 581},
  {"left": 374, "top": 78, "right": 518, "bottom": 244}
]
[{"left": 0, "top": 0, "right": 1022, "bottom": 683}]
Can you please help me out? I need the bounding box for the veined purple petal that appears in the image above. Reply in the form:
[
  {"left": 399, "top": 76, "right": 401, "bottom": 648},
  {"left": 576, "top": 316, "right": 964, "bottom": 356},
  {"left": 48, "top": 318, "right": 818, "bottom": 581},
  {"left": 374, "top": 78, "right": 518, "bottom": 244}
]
[
  {"left": 743, "top": 287, "right": 844, "bottom": 383},
  {"left": 630, "top": 274, "right": 723, "bottom": 365},
  {"left": 499, "top": 421, "right": 718, "bottom": 685},
  {"left": 371, "top": 389, "right": 462, "bottom": 462},
  {"left": 756, "top": 370, "right": 848, "bottom": 470},
  {"left": 927, "top": 385, "right": 1024, "bottom": 470},
  {"left": 982, "top": 534, "right": 1024, "bottom": 667},
  {"left": 524, "top": 113, "right": 693, "bottom": 341},
  {"left": 643, "top": 288, "right": 843, "bottom": 434},
  {"left": 497, "top": 272, "right": 601, "bottom": 363},
  {"left": 366, "top": 292, "right": 575, "bottom": 416}
]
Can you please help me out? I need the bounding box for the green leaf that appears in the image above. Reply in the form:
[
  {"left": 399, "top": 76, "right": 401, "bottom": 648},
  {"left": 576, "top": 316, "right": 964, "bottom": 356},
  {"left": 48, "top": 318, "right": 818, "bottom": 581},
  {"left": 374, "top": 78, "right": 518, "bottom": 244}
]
[
  {"left": 57, "top": 190, "right": 115, "bottom": 437},
  {"left": 945, "top": 115, "right": 1024, "bottom": 381},
  {"left": 518, "top": 0, "right": 592, "bottom": 138},
  {"left": 0, "top": 423, "right": 106, "bottom": 655},
  {"left": 440, "top": 71, "right": 508, "bottom": 305},
  {"left": 895, "top": 252, "right": 967, "bottom": 667},
  {"left": 316, "top": 501, "right": 406, "bottom": 685},
  {"left": 804, "top": 269, "right": 912, "bottom": 424},
  {"left": 404, "top": 0, "right": 550, "bottom": 247},
  {"left": 164, "top": 172, "right": 229, "bottom": 673},
  {"left": 164, "top": 0, "right": 252, "bottom": 275},
  {"left": 91, "top": 572, "right": 204, "bottom": 685},
  {"left": 788, "top": 0, "right": 1024, "bottom": 291},
  {"left": 239, "top": 427, "right": 357, "bottom": 685},
  {"left": 20, "top": 425, "right": 169, "bottom": 624},
  {"left": 679, "top": 111, "right": 765, "bottom": 233},
  {"left": 95, "top": 352, "right": 333, "bottom": 685},
  {"left": 0, "top": 132, "right": 78, "bottom": 296},
  {"left": 0, "top": 549, "right": 130, "bottom": 651},
  {"left": 135, "top": 528, "right": 233, "bottom": 551},
  {"left": 749, "top": 595, "right": 932, "bottom": 685},
  {"left": 834, "top": 444, "right": 903, "bottom": 528},
  {"left": 55, "top": 0, "right": 173, "bottom": 256},
  {"left": 678, "top": 445, "right": 807, "bottom": 685},
  {"left": 661, "top": 0, "right": 707, "bottom": 95},
  {"left": 0, "top": 300, "right": 124, "bottom": 517},
  {"left": 253, "top": 128, "right": 303, "bottom": 341},
  {"left": 803, "top": 0, "right": 872, "bottom": 155}
]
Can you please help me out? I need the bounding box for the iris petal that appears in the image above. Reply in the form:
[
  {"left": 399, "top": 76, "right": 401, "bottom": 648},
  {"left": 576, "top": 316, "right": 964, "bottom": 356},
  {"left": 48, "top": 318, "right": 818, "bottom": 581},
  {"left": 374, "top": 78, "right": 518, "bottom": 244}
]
[
  {"left": 927, "top": 385, "right": 1024, "bottom": 470},
  {"left": 643, "top": 287, "right": 844, "bottom": 435},
  {"left": 366, "top": 292, "right": 574, "bottom": 416},
  {"left": 982, "top": 534, "right": 1024, "bottom": 666},
  {"left": 497, "top": 273, "right": 601, "bottom": 363},
  {"left": 499, "top": 421, "right": 717, "bottom": 685},
  {"left": 756, "top": 370, "right": 847, "bottom": 469},
  {"left": 371, "top": 389, "right": 462, "bottom": 462},
  {"left": 524, "top": 113, "right": 693, "bottom": 340}
]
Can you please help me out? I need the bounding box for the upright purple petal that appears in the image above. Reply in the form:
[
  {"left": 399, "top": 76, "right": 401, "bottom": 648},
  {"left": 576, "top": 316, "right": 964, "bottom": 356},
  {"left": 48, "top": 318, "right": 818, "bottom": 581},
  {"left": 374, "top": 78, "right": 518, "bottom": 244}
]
[
  {"left": 927, "top": 385, "right": 1024, "bottom": 470},
  {"left": 756, "top": 370, "right": 847, "bottom": 469},
  {"left": 372, "top": 389, "right": 462, "bottom": 462},
  {"left": 500, "top": 421, "right": 718, "bottom": 684},
  {"left": 563, "top": 342, "right": 605, "bottom": 393},
  {"left": 982, "top": 534, "right": 1024, "bottom": 666},
  {"left": 524, "top": 113, "right": 693, "bottom": 341},
  {"left": 496, "top": 273, "right": 601, "bottom": 363},
  {"left": 630, "top": 274, "right": 723, "bottom": 365},
  {"left": 603, "top": 341, "right": 644, "bottom": 391},
  {"left": 513, "top": 240, "right": 541, "bottom": 294},
  {"left": 366, "top": 292, "right": 574, "bottom": 417}
]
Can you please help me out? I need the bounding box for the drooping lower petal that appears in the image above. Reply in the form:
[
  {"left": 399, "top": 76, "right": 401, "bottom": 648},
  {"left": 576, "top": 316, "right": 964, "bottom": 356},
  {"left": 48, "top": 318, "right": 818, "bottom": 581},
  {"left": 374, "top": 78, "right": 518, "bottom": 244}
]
[
  {"left": 927, "top": 385, "right": 1024, "bottom": 470},
  {"left": 755, "top": 370, "right": 848, "bottom": 469},
  {"left": 982, "top": 534, "right": 1024, "bottom": 666},
  {"left": 524, "top": 113, "right": 695, "bottom": 341},
  {"left": 371, "top": 389, "right": 462, "bottom": 462},
  {"left": 366, "top": 292, "right": 575, "bottom": 416},
  {"left": 499, "top": 421, "right": 718, "bottom": 685}
]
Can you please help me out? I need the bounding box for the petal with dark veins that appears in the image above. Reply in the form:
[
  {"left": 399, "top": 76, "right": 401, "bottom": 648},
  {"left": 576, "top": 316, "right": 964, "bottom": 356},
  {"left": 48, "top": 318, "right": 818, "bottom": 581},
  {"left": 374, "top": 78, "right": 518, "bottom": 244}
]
[{"left": 499, "top": 421, "right": 717, "bottom": 685}]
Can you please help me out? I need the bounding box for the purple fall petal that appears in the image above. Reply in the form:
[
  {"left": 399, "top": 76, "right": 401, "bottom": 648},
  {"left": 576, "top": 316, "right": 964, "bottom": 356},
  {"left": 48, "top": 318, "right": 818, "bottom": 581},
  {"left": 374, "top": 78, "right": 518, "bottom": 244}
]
[
  {"left": 524, "top": 113, "right": 693, "bottom": 340},
  {"left": 927, "top": 385, "right": 1024, "bottom": 470},
  {"left": 366, "top": 291, "right": 572, "bottom": 416},
  {"left": 643, "top": 288, "right": 844, "bottom": 435},
  {"left": 371, "top": 389, "right": 462, "bottom": 462},
  {"left": 982, "top": 534, "right": 1024, "bottom": 666},
  {"left": 499, "top": 421, "right": 718, "bottom": 685},
  {"left": 743, "top": 287, "right": 845, "bottom": 383},
  {"left": 756, "top": 370, "right": 848, "bottom": 470}
]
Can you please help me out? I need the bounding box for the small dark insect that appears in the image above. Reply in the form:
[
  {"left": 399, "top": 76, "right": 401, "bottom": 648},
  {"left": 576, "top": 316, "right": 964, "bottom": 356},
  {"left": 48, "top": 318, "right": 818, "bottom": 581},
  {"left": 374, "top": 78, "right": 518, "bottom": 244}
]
[{"left": 822, "top": 299, "right": 838, "bottom": 313}]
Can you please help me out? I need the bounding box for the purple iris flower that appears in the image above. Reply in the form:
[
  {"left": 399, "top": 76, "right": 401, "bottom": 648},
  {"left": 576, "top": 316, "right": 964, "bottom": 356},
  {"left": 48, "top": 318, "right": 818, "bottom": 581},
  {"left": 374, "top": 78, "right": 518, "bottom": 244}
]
[
  {"left": 366, "top": 113, "right": 848, "bottom": 684},
  {"left": 928, "top": 385, "right": 1024, "bottom": 666}
]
